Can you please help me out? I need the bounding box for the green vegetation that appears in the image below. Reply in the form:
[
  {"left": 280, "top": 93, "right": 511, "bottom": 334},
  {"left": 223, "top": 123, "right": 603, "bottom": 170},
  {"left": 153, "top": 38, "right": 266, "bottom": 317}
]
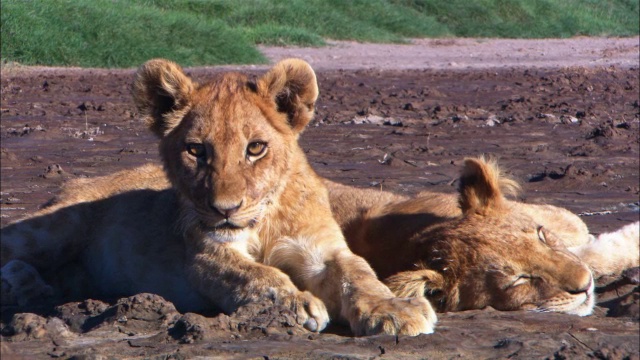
[
  {"left": 2, "top": 0, "right": 638, "bottom": 68},
  {"left": 397, "top": 0, "right": 640, "bottom": 38},
  {"left": 1, "top": 0, "right": 265, "bottom": 67}
]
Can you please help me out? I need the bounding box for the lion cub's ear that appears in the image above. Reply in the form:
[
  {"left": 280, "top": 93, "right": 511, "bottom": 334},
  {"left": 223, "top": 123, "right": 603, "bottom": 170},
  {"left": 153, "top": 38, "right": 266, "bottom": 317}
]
[
  {"left": 459, "top": 157, "right": 510, "bottom": 215},
  {"left": 257, "top": 58, "right": 319, "bottom": 134},
  {"left": 133, "top": 59, "right": 195, "bottom": 137}
]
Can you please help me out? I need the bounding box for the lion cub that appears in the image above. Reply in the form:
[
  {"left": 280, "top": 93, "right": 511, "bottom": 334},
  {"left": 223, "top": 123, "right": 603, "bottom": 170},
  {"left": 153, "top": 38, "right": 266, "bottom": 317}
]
[
  {"left": 327, "top": 158, "right": 601, "bottom": 316},
  {"left": 1, "top": 59, "right": 436, "bottom": 336}
]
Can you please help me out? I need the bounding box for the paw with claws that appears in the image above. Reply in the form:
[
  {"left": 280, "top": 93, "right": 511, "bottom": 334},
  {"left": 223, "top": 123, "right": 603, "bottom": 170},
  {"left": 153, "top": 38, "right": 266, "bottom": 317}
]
[
  {"left": 350, "top": 296, "right": 437, "bottom": 336},
  {"left": 1, "top": 260, "right": 53, "bottom": 307},
  {"left": 275, "top": 289, "right": 330, "bottom": 332}
]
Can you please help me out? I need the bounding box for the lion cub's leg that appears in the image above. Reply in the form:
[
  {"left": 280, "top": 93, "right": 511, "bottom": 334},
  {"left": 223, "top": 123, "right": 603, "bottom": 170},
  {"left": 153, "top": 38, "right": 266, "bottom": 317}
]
[
  {"left": 1, "top": 260, "right": 53, "bottom": 306},
  {"left": 184, "top": 233, "right": 329, "bottom": 332},
  {"left": 330, "top": 250, "right": 437, "bottom": 336},
  {"left": 569, "top": 221, "right": 640, "bottom": 277},
  {"left": 268, "top": 231, "right": 437, "bottom": 336},
  {"left": 1, "top": 205, "right": 88, "bottom": 305}
]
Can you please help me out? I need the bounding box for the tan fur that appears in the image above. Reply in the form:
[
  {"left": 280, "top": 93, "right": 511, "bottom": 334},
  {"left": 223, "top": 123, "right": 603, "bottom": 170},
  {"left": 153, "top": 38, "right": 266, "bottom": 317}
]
[
  {"left": 3, "top": 61, "right": 638, "bottom": 324},
  {"left": 569, "top": 222, "right": 639, "bottom": 276},
  {"left": 327, "top": 157, "right": 636, "bottom": 316},
  {"left": 12, "top": 155, "right": 634, "bottom": 318},
  {"left": 1, "top": 59, "right": 437, "bottom": 336}
]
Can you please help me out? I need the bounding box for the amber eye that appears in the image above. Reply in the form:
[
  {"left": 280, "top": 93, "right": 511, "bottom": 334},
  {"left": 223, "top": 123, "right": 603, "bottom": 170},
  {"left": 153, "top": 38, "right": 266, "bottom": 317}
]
[
  {"left": 186, "top": 143, "right": 205, "bottom": 158},
  {"left": 247, "top": 141, "right": 267, "bottom": 158}
]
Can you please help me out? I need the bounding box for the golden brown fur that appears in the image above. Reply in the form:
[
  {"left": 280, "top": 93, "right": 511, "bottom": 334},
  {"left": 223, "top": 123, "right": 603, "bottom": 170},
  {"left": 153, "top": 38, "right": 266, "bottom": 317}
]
[
  {"left": 4, "top": 60, "right": 636, "bottom": 327},
  {"left": 1, "top": 59, "right": 436, "bottom": 336},
  {"left": 328, "top": 157, "right": 611, "bottom": 316},
  {"left": 21, "top": 156, "right": 630, "bottom": 317}
]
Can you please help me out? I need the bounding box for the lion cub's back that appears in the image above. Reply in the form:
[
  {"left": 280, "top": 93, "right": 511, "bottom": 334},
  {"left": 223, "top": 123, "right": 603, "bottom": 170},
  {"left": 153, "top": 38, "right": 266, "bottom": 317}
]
[{"left": 42, "top": 164, "right": 170, "bottom": 214}]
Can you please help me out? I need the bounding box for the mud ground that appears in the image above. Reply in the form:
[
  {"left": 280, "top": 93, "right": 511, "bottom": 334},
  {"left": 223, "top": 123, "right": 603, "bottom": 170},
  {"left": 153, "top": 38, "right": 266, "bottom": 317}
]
[{"left": 1, "top": 38, "right": 639, "bottom": 358}]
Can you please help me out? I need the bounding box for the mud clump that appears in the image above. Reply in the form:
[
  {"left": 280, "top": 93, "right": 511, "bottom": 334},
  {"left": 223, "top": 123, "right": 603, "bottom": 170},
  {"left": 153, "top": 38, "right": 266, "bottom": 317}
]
[{"left": 168, "top": 303, "right": 306, "bottom": 344}]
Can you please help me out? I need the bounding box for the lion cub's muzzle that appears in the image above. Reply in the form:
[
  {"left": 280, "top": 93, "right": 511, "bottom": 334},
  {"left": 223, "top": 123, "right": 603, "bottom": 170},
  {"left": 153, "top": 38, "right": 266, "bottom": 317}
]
[
  {"left": 566, "top": 275, "right": 593, "bottom": 296},
  {"left": 203, "top": 198, "right": 260, "bottom": 232},
  {"left": 555, "top": 265, "right": 596, "bottom": 316},
  {"left": 202, "top": 200, "right": 255, "bottom": 244},
  {"left": 564, "top": 261, "right": 594, "bottom": 295},
  {"left": 211, "top": 200, "right": 243, "bottom": 220}
]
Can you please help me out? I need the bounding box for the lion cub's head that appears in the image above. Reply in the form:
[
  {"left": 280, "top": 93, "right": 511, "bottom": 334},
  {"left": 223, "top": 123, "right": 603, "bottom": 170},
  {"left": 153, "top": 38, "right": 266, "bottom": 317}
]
[
  {"left": 133, "top": 59, "right": 318, "bottom": 241},
  {"left": 385, "top": 158, "right": 595, "bottom": 316}
]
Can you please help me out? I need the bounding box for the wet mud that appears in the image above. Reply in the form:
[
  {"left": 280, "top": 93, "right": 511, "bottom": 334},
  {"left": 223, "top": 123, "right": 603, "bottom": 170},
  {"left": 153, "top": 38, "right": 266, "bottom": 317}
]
[{"left": 1, "top": 64, "right": 638, "bottom": 358}]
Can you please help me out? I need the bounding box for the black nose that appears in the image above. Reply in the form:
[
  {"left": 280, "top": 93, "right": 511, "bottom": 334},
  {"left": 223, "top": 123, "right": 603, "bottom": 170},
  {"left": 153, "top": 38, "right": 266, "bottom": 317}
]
[{"left": 211, "top": 201, "right": 242, "bottom": 218}]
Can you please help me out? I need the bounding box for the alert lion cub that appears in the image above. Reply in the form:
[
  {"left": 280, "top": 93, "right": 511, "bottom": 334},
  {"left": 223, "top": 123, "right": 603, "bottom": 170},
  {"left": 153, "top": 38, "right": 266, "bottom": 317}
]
[{"left": 1, "top": 59, "right": 436, "bottom": 336}]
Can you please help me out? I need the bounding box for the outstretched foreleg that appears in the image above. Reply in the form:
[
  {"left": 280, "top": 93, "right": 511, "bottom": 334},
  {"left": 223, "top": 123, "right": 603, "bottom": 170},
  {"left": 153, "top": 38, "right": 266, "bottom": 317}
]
[
  {"left": 1, "top": 203, "right": 91, "bottom": 305},
  {"left": 184, "top": 233, "right": 330, "bottom": 332},
  {"left": 268, "top": 230, "right": 437, "bottom": 336}
]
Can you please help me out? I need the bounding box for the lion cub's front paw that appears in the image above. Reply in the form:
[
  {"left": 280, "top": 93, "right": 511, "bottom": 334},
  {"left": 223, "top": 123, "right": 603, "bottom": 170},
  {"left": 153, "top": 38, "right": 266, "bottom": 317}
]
[
  {"left": 1, "top": 260, "right": 54, "bottom": 307},
  {"left": 276, "top": 290, "right": 329, "bottom": 332},
  {"left": 352, "top": 297, "right": 437, "bottom": 336}
]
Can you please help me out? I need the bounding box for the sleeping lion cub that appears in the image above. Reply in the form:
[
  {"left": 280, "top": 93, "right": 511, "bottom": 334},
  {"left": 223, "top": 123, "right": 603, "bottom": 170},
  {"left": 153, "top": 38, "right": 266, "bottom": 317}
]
[
  {"left": 328, "top": 157, "right": 638, "bottom": 315},
  {"left": 1, "top": 59, "right": 436, "bottom": 336}
]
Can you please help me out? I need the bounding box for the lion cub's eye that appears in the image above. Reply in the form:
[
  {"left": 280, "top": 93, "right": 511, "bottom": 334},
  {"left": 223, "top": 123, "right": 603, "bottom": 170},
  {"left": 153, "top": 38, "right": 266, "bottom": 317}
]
[
  {"left": 186, "top": 143, "right": 205, "bottom": 158},
  {"left": 512, "top": 275, "right": 531, "bottom": 287},
  {"left": 537, "top": 226, "right": 547, "bottom": 243},
  {"left": 511, "top": 275, "right": 533, "bottom": 287},
  {"left": 247, "top": 141, "right": 267, "bottom": 158}
]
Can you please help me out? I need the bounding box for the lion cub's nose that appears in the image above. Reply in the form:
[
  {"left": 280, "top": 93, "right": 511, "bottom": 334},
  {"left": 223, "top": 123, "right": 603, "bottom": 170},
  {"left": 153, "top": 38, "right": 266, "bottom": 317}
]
[
  {"left": 211, "top": 201, "right": 243, "bottom": 219},
  {"left": 566, "top": 270, "right": 593, "bottom": 295}
]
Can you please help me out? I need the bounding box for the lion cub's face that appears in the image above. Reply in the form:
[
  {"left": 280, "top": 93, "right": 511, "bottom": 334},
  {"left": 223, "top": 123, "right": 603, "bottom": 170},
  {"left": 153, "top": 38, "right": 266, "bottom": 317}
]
[
  {"left": 385, "top": 158, "right": 595, "bottom": 316},
  {"left": 432, "top": 212, "right": 595, "bottom": 316},
  {"left": 162, "top": 79, "right": 293, "bottom": 242},
  {"left": 133, "top": 59, "right": 318, "bottom": 242}
]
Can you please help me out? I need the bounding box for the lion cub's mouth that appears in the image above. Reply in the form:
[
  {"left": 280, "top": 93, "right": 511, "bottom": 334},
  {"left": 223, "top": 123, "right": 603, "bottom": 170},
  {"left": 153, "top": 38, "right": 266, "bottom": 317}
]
[
  {"left": 215, "top": 221, "right": 244, "bottom": 230},
  {"left": 202, "top": 217, "right": 254, "bottom": 244},
  {"left": 214, "top": 217, "right": 258, "bottom": 230},
  {"left": 193, "top": 208, "right": 256, "bottom": 230},
  {"left": 205, "top": 227, "right": 251, "bottom": 244},
  {"left": 527, "top": 280, "right": 595, "bottom": 316},
  {"left": 204, "top": 217, "right": 260, "bottom": 244}
]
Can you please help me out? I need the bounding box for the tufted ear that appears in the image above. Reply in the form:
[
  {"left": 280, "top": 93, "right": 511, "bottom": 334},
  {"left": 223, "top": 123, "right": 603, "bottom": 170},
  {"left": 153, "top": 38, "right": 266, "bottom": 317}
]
[
  {"left": 458, "top": 157, "right": 517, "bottom": 215},
  {"left": 133, "top": 58, "right": 195, "bottom": 137},
  {"left": 256, "top": 58, "right": 318, "bottom": 134}
]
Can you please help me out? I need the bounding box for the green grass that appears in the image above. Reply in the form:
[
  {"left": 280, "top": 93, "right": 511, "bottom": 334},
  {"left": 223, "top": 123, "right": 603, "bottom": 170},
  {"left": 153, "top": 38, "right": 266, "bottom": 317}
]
[
  {"left": 0, "top": 0, "right": 265, "bottom": 68},
  {"left": 2, "top": 0, "right": 638, "bottom": 68},
  {"left": 140, "top": 0, "right": 450, "bottom": 44},
  {"left": 395, "top": 0, "right": 640, "bottom": 38}
]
